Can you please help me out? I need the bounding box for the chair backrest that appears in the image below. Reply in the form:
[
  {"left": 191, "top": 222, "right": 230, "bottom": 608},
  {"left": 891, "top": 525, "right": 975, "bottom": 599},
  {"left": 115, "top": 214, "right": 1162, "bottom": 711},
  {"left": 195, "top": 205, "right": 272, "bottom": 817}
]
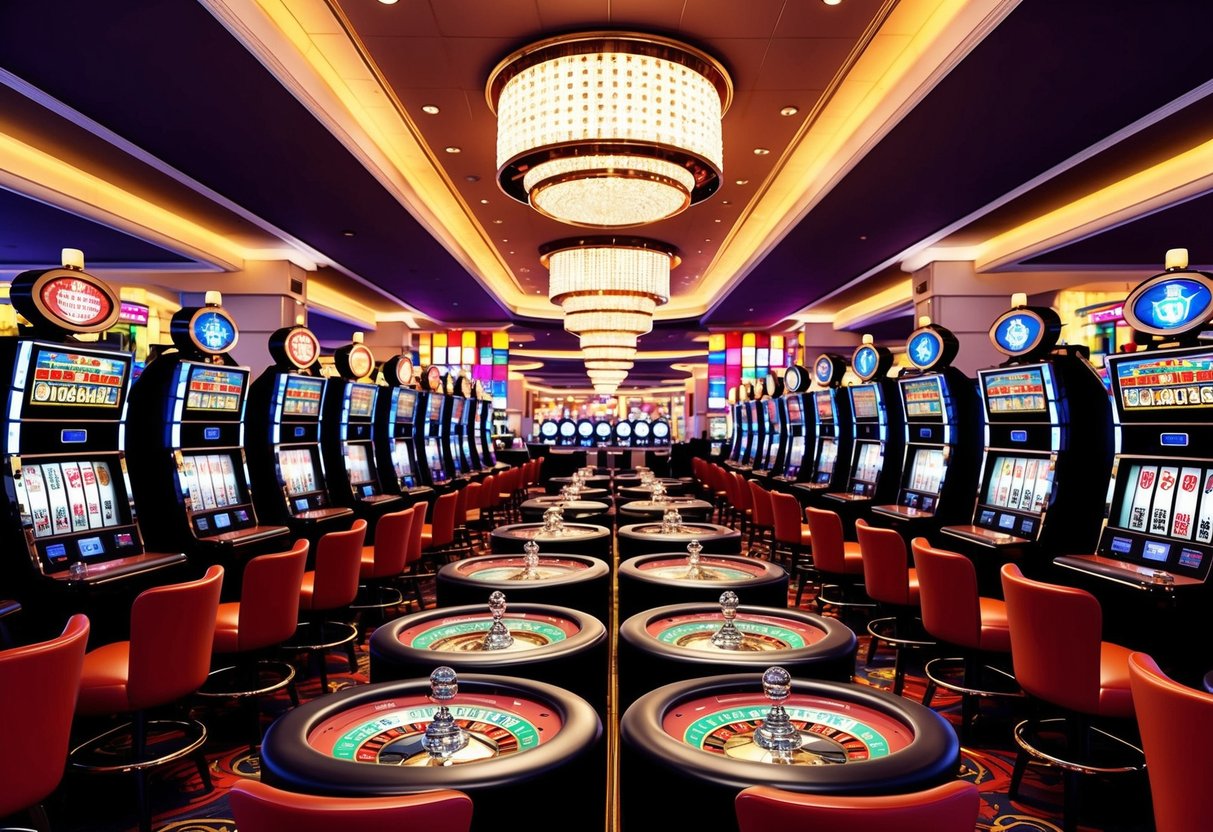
[
  {"left": 453, "top": 487, "right": 469, "bottom": 526},
  {"left": 367, "top": 508, "right": 415, "bottom": 579},
  {"left": 805, "top": 507, "right": 846, "bottom": 572},
  {"left": 748, "top": 480, "right": 773, "bottom": 527},
  {"left": 463, "top": 481, "right": 483, "bottom": 513},
  {"left": 406, "top": 500, "right": 427, "bottom": 567},
  {"left": 129, "top": 564, "right": 224, "bottom": 710},
  {"left": 0, "top": 613, "right": 89, "bottom": 817},
  {"left": 428, "top": 491, "right": 458, "bottom": 548},
  {"left": 1000, "top": 562, "right": 1108, "bottom": 714},
  {"left": 855, "top": 518, "right": 913, "bottom": 606},
  {"left": 911, "top": 537, "right": 983, "bottom": 649},
  {"left": 308, "top": 519, "right": 368, "bottom": 612},
  {"left": 229, "top": 779, "right": 473, "bottom": 832},
  {"left": 732, "top": 472, "right": 753, "bottom": 511},
  {"left": 236, "top": 538, "right": 310, "bottom": 652},
  {"left": 735, "top": 781, "right": 979, "bottom": 832},
  {"left": 769, "top": 490, "right": 803, "bottom": 545},
  {"left": 1128, "top": 652, "right": 1213, "bottom": 832},
  {"left": 722, "top": 469, "right": 741, "bottom": 507}
]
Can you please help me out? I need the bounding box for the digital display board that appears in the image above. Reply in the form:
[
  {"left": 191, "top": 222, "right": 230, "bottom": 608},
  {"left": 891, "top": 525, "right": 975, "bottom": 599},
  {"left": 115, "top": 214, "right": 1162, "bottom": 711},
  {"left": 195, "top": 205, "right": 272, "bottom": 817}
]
[
  {"left": 348, "top": 383, "right": 376, "bottom": 418},
  {"left": 786, "top": 395, "right": 802, "bottom": 423},
  {"left": 1114, "top": 352, "right": 1213, "bottom": 412},
  {"left": 283, "top": 376, "right": 323, "bottom": 417},
  {"left": 427, "top": 394, "right": 444, "bottom": 421},
  {"left": 27, "top": 348, "right": 126, "bottom": 408},
  {"left": 849, "top": 385, "right": 879, "bottom": 420},
  {"left": 814, "top": 391, "right": 834, "bottom": 422},
  {"left": 901, "top": 376, "right": 944, "bottom": 419},
  {"left": 983, "top": 455, "right": 1053, "bottom": 514},
  {"left": 185, "top": 366, "right": 244, "bottom": 412},
  {"left": 982, "top": 367, "right": 1048, "bottom": 414}
]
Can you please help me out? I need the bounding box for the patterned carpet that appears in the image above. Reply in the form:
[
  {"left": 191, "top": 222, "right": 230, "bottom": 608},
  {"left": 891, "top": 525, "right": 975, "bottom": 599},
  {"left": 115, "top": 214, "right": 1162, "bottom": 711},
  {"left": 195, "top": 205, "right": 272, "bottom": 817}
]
[{"left": 28, "top": 577, "right": 1157, "bottom": 832}]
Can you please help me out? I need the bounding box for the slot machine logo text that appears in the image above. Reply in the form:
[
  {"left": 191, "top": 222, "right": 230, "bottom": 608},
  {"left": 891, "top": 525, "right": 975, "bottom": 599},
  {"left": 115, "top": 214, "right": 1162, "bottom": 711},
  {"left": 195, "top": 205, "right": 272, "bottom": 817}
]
[
  {"left": 287, "top": 330, "right": 319, "bottom": 367},
  {"left": 41, "top": 278, "right": 111, "bottom": 327}
]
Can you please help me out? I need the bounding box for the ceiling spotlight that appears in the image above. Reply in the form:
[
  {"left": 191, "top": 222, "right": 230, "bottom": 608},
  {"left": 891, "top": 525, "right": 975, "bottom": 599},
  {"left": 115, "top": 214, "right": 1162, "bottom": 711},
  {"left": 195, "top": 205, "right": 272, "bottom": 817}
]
[
  {"left": 444, "top": 146, "right": 462, "bottom": 154},
  {"left": 753, "top": 147, "right": 771, "bottom": 156},
  {"left": 823, "top": 0, "right": 842, "bottom": 5},
  {"left": 341, "top": 230, "right": 356, "bottom": 237},
  {"left": 780, "top": 106, "right": 799, "bottom": 116},
  {"left": 479, "top": 198, "right": 489, "bottom": 204},
  {"left": 421, "top": 104, "right": 440, "bottom": 114},
  {"left": 735, "top": 179, "right": 749, "bottom": 186}
]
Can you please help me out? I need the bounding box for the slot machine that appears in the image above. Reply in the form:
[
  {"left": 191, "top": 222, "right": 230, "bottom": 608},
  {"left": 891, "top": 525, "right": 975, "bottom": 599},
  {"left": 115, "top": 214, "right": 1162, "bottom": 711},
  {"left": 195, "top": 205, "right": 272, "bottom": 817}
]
[
  {"left": 752, "top": 372, "right": 785, "bottom": 479},
  {"left": 319, "top": 334, "right": 404, "bottom": 527},
  {"left": 871, "top": 317, "right": 982, "bottom": 535},
  {"left": 126, "top": 292, "right": 289, "bottom": 572},
  {"left": 728, "top": 384, "right": 756, "bottom": 470},
  {"left": 791, "top": 354, "right": 853, "bottom": 502},
  {"left": 632, "top": 419, "right": 653, "bottom": 447},
  {"left": 539, "top": 419, "right": 560, "bottom": 445},
  {"left": 1054, "top": 251, "right": 1213, "bottom": 611},
  {"left": 442, "top": 375, "right": 476, "bottom": 479},
  {"left": 772, "top": 364, "right": 814, "bottom": 484},
  {"left": 615, "top": 419, "right": 634, "bottom": 447},
  {"left": 941, "top": 294, "right": 1112, "bottom": 571},
  {"left": 464, "top": 381, "right": 486, "bottom": 472},
  {"left": 245, "top": 323, "right": 354, "bottom": 543},
  {"left": 417, "top": 366, "right": 454, "bottom": 490},
  {"left": 373, "top": 355, "right": 434, "bottom": 506},
  {"left": 576, "top": 419, "right": 595, "bottom": 447},
  {"left": 556, "top": 418, "right": 578, "bottom": 447},
  {"left": 725, "top": 387, "right": 742, "bottom": 463},
  {"left": 594, "top": 420, "right": 614, "bottom": 446},
  {"left": 476, "top": 386, "right": 508, "bottom": 471},
  {"left": 749, "top": 386, "right": 770, "bottom": 467},
  {"left": 651, "top": 419, "right": 671, "bottom": 446},
  {"left": 0, "top": 252, "right": 188, "bottom": 634}
]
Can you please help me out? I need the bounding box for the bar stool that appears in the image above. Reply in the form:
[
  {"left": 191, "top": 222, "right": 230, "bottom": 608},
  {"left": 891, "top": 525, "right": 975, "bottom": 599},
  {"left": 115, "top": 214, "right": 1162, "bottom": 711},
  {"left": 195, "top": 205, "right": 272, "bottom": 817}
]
[
  {"left": 804, "top": 507, "right": 874, "bottom": 615},
  {"left": 736, "top": 780, "right": 980, "bottom": 832},
  {"left": 1000, "top": 563, "right": 1143, "bottom": 832},
  {"left": 72, "top": 565, "right": 224, "bottom": 832},
  {"left": 421, "top": 491, "right": 462, "bottom": 566},
  {"left": 0, "top": 614, "right": 89, "bottom": 831},
  {"left": 747, "top": 479, "right": 775, "bottom": 560},
  {"left": 855, "top": 519, "right": 934, "bottom": 697},
  {"left": 230, "top": 779, "right": 473, "bottom": 832},
  {"left": 1128, "top": 652, "right": 1213, "bottom": 832},
  {"left": 457, "top": 481, "right": 482, "bottom": 552},
  {"left": 199, "top": 539, "right": 309, "bottom": 750},
  {"left": 284, "top": 520, "right": 367, "bottom": 693},
  {"left": 351, "top": 507, "right": 416, "bottom": 637},
  {"left": 769, "top": 490, "right": 812, "bottom": 594},
  {"left": 912, "top": 537, "right": 1019, "bottom": 738}
]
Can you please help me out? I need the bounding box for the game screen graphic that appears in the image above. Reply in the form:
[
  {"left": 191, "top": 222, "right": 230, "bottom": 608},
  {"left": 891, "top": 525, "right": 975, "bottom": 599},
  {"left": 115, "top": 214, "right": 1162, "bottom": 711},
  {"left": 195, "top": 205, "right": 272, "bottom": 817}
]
[
  {"left": 901, "top": 377, "right": 944, "bottom": 420},
  {"left": 982, "top": 367, "right": 1048, "bottom": 415},
  {"left": 283, "top": 376, "right": 323, "bottom": 417},
  {"left": 185, "top": 366, "right": 244, "bottom": 412},
  {"left": 849, "top": 384, "right": 879, "bottom": 420},
  {"left": 906, "top": 448, "right": 945, "bottom": 495},
  {"left": 27, "top": 348, "right": 127, "bottom": 409},
  {"left": 983, "top": 455, "right": 1053, "bottom": 514}
]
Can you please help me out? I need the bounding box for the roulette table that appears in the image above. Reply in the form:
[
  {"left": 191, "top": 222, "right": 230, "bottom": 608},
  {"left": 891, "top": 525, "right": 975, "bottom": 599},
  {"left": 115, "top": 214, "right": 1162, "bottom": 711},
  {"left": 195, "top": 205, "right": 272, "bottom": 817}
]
[
  {"left": 617, "top": 521, "right": 741, "bottom": 557},
  {"left": 617, "top": 547, "right": 788, "bottom": 618},
  {"left": 617, "top": 597, "right": 857, "bottom": 706},
  {"left": 369, "top": 596, "right": 608, "bottom": 714},
  {"left": 617, "top": 498, "right": 713, "bottom": 523},
  {"left": 617, "top": 478, "right": 691, "bottom": 499},
  {"left": 619, "top": 669, "right": 959, "bottom": 831},
  {"left": 489, "top": 522, "right": 612, "bottom": 558},
  {"left": 436, "top": 549, "right": 611, "bottom": 622},
  {"left": 260, "top": 670, "right": 604, "bottom": 832},
  {"left": 518, "top": 496, "right": 610, "bottom": 522},
  {"left": 546, "top": 475, "right": 611, "bottom": 495}
]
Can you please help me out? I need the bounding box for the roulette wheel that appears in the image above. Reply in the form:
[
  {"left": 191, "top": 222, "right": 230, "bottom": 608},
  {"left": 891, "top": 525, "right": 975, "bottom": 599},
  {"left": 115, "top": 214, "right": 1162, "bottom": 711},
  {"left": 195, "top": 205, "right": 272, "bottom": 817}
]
[
  {"left": 489, "top": 521, "right": 611, "bottom": 558},
  {"left": 617, "top": 497, "right": 713, "bottom": 523},
  {"left": 617, "top": 518, "right": 741, "bottom": 557},
  {"left": 518, "top": 496, "right": 610, "bottom": 522},
  {"left": 617, "top": 540, "right": 787, "bottom": 618}
]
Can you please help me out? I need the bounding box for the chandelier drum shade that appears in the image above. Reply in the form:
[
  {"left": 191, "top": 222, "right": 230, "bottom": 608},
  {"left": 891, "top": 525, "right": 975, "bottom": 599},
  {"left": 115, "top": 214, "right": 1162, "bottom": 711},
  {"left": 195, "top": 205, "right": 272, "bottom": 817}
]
[{"left": 488, "top": 32, "right": 732, "bottom": 228}]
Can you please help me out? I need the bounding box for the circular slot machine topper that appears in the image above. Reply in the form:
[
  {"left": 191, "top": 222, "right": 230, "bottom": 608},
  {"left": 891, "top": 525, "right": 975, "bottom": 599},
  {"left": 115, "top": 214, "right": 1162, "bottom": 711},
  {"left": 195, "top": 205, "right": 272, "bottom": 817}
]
[
  {"left": 169, "top": 291, "right": 240, "bottom": 358},
  {"left": 988, "top": 293, "right": 1062, "bottom": 359},
  {"left": 459, "top": 375, "right": 475, "bottom": 398},
  {"left": 812, "top": 353, "right": 847, "bottom": 388},
  {"left": 851, "top": 335, "right": 893, "bottom": 382},
  {"left": 268, "top": 319, "right": 321, "bottom": 371},
  {"left": 763, "top": 370, "right": 784, "bottom": 398},
  {"left": 1123, "top": 248, "right": 1213, "bottom": 341},
  {"left": 783, "top": 364, "right": 811, "bottom": 394},
  {"left": 423, "top": 365, "right": 444, "bottom": 393},
  {"left": 474, "top": 379, "right": 487, "bottom": 400},
  {"left": 10, "top": 248, "right": 121, "bottom": 336},
  {"left": 905, "top": 316, "right": 960, "bottom": 372},
  {"left": 333, "top": 332, "right": 375, "bottom": 380},
  {"left": 382, "top": 354, "right": 415, "bottom": 388}
]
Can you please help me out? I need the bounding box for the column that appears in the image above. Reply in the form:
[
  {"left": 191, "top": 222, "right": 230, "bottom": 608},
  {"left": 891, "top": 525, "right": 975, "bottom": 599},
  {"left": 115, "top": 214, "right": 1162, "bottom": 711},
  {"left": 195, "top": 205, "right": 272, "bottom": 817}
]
[
  {"left": 910, "top": 260, "right": 1010, "bottom": 375},
  {"left": 800, "top": 323, "right": 861, "bottom": 366}
]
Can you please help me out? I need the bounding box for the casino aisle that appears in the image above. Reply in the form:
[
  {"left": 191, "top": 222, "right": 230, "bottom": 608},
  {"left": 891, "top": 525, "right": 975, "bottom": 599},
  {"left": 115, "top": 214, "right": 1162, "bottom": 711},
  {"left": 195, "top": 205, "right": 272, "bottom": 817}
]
[{"left": 27, "top": 481, "right": 1157, "bottom": 832}]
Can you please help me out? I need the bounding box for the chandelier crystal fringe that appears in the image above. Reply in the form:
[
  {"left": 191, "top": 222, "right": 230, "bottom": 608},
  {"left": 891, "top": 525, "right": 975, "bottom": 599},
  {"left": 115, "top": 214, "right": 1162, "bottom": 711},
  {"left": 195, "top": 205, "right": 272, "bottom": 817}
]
[{"left": 488, "top": 32, "right": 732, "bottom": 228}]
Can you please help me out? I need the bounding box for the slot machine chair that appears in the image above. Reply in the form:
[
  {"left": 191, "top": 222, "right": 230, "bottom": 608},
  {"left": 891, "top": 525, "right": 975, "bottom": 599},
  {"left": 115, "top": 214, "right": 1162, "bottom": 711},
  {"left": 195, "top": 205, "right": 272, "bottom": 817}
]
[
  {"left": 420, "top": 490, "right": 465, "bottom": 567},
  {"left": 229, "top": 779, "right": 474, "bottom": 832},
  {"left": 351, "top": 507, "right": 417, "bottom": 637},
  {"left": 735, "top": 780, "right": 980, "bottom": 832},
  {"left": 457, "top": 481, "right": 483, "bottom": 552},
  {"left": 804, "top": 507, "right": 872, "bottom": 616},
  {"left": 747, "top": 479, "right": 776, "bottom": 560},
  {"left": 0, "top": 613, "right": 89, "bottom": 831},
  {"left": 201, "top": 539, "right": 310, "bottom": 750},
  {"left": 912, "top": 538, "right": 1019, "bottom": 740},
  {"left": 854, "top": 519, "right": 935, "bottom": 697},
  {"left": 770, "top": 490, "right": 812, "bottom": 592},
  {"left": 71, "top": 565, "right": 225, "bottom": 832},
  {"left": 1127, "top": 652, "right": 1213, "bottom": 832},
  {"left": 399, "top": 502, "right": 430, "bottom": 609},
  {"left": 1000, "top": 563, "right": 1144, "bottom": 832},
  {"left": 285, "top": 520, "right": 367, "bottom": 694}
]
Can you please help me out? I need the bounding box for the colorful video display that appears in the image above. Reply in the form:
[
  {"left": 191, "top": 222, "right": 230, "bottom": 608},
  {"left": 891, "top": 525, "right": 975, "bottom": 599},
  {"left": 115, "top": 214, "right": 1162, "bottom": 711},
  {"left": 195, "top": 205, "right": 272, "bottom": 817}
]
[
  {"left": 982, "top": 367, "right": 1048, "bottom": 414},
  {"left": 278, "top": 448, "right": 320, "bottom": 496},
  {"left": 345, "top": 444, "right": 373, "bottom": 485},
  {"left": 348, "top": 384, "right": 376, "bottom": 418},
  {"left": 283, "top": 376, "right": 323, "bottom": 417},
  {"left": 814, "top": 391, "right": 835, "bottom": 422},
  {"left": 849, "top": 384, "right": 879, "bottom": 420},
  {"left": 1116, "top": 464, "right": 1213, "bottom": 544},
  {"left": 907, "top": 447, "right": 945, "bottom": 494},
  {"left": 395, "top": 389, "right": 419, "bottom": 423},
  {"left": 181, "top": 453, "right": 242, "bottom": 510},
  {"left": 21, "top": 460, "right": 121, "bottom": 538},
  {"left": 1114, "top": 352, "right": 1213, "bottom": 412},
  {"left": 902, "top": 376, "right": 944, "bottom": 419},
  {"left": 983, "top": 455, "right": 1054, "bottom": 514},
  {"left": 786, "top": 395, "right": 802, "bottom": 423},
  {"left": 27, "top": 348, "right": 126, "bottom": 408},
  {"left": 185, "top": 366, "right": 244, "bottom": 412},
  {"left": 816, "top": 436, "right": 838, "bottom": 475},
  {"left": 851, "top": 441, "right": 883, "bottom": 485}
]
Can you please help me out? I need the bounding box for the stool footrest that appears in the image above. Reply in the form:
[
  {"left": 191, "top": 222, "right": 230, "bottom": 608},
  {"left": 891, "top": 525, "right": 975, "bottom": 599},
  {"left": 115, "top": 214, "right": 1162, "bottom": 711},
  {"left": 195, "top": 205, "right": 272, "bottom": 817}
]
[
  {"left": 70, "top": 719, "right": 207, "bottom": 774},
  {"left": 196, "top": 660, "right": 297, "bottom": 699},
  {"left": 281, "top": 620, "right": 358, "bottom": 653},
  {"left": 1013, "top": 717, "right": 1144, "bottom": 775},
  {"left": 866, "top": 616, "right": 935, "bottom": 648},
  {"left": 349, "top": 584, "right": 404, "bottom": 611},
  {"left": 924, "top": 657, "right": 1021, "bottom": 698}
]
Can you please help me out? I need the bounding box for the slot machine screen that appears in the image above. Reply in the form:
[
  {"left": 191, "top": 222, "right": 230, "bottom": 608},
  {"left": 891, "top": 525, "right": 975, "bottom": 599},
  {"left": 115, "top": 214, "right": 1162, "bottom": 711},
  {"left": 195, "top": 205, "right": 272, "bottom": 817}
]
[
  {"left": 982, "top": 455, "right": 1053, "bottom": 514},
  {"left": 1114, "top": 464, "right": 1211, "bottom": 545},
  {"left": 391, "top": 440, "right": 416, "bottom": 486},
  {"left": 786, "top": 395, "right": 802, "bottom": 424},
  {"left": 981, "top": 367, "right": 1049, "bottom": 419},
  {"left": 766, "top": 399, "right": 779, "bottom": 424},
  {"left": 452, "top": 398, "right": 466, "bottom": 423},
  {"left": 184, "top": 365, "right": 245, "bottom": 415},
  {"left": 20, "top": 460, "right": 124, "bottom": 540},
  {"left": 559, "top": 420, "right": 576, "bottom": 440},
  {"left": 23, "top": 347, "right": 128, "bottom": 415},
  {"left": 633, "top": 421, "right": 651, "bottom": 439},
  {"left": 395, "top": 388, "right": 419, "bottom": 423},
  {"left": 427, "top": 394, "right": 444, "bottom": 422},
  {"left": 816, "top": 437, "right": 838, "bottom": 478},
  {"left": 851, "top": 441, "right": 883, "bottom": 489},
  {"left": 901, "top": 376, "right": 944, "bottom": 421},
  {"left": 1111, "top": 350, "right": 1213, "bottom": 423},
  {"left": 345, "top": 444, "right": 374, "bottom": 485},
  {"left": 425, "top": 438, "right": 446, "bottom": 482},
  {"left": 814, "top": 391, "right": 835, "bottom": 422},
  {"left": 906, "top": 447, "right": 945, "bottom": 495},
  {"left": 849, "top": 385, "right": 880, "bottom": 420},
  {"left": 180, "top": 453, "right": 244, "bottom": 509},
  {"left": 784, "top": 436, "right": 805, "bottom": 475},
  {"left": 277, "top": 448, "right": 321, "bottom": 496},
  {"left": 348, "top": 384, "right": 376, "bottom": 418},
  {"left": 283, "top": 376, "right": 323, "bottom": 418}
]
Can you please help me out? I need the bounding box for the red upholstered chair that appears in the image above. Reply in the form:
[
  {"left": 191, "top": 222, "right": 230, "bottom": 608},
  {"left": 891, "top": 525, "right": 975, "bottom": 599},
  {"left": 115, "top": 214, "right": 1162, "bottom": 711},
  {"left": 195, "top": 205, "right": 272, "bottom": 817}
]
[
  {"left": 804, "top": 507, "right": 871, "bottom": 613},
  {"left": 287, "top": 519, "right": 367, "bottom": 693},
  {"left": 854, "top": 519, "right": 933, "bottom": 696},
  {"left": 352, "top": 507, "right": 415, "bottom": 635},
  {"left": 747, "top": 479, "right": 775, "bottom": 560},
  {"left": 730, "top": 471, "right": 754, "bottom": 543},
  {"left": 735, "top": 780, "right": 980, "bottom": 832},
  {"left": 458, "top": 481, "right": 483, "bottom": 551},
  {"left": 912, "top": 538, "right": 1018, "bottom": 738},
  {"left": 72, "top": 565, "right": 225, "bottom": 832},
  {"left": 1000, "top": 563, "right": 1143, "bottom": 832},
  {"left": 1128, "top": 652, "right": 1213, "bottom": 832},
  {"left": 769, "top": 490, "right": 812, "bottom": 595},
  {"left": 203, "top": 539, "right": 309, "bottom": 749},
  {"left": 0, "top": 614, "right": 89, "bottom": 831},
  {"left": 706, "top": 464, "right": 730, "bottom": 523},
  {"left": 421, "top": 490, "right": 462, "bottom": 564},
  {"left": 478, "top": 473, "right": 500, "bottom": 532},
  {"left": 229, "top": 779, "right": 473, "bottom": 832}
]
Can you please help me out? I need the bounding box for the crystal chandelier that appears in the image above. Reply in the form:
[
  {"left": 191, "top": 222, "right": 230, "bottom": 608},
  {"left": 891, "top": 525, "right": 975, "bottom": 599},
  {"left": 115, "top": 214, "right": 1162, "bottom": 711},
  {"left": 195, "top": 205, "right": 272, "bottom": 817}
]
[{"left": 488, "top": 32, "right": 732, "bottom": 228}]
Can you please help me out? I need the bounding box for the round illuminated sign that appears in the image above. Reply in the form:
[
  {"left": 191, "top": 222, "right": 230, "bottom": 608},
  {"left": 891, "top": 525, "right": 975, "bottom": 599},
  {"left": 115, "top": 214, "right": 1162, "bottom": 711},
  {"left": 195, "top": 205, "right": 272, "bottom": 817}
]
[
  {"left": 424, "top": 366, "right": 444, "bottom": 393},
  {"left": 191, "top": 309, "right": 238, "bottom": 354},
  {"left": 285, "top": 328, "right": 319, "bottom": 368},
  {"left": 812, "top": 354, "right": 845, "bottom": 387},
  {"left": 41, "top": 277, "right": 113, "bottom": 327},
  {"left": 460, "top": 377, "right": 475, "bottom": 398},
  {"left": 383, "top": 355, "right": 414, "bottom": 387},
  {"left": 783, "top": 365, "right": 811, "bottom": 394},
  {"left": 814, "top": 356, "right": 833, "bottom": 384},
  {"left": 852, "top": 345, "right": 879, "bottom": 381},
  {"left": 11, "top": 268, "right": 120, "bottom": 334},
  {"left": 906, "top": 329, "right": 944, "bottom": 370},
  {"left": 1124, "top": 274, "right": 1213, "bottom": 337},
  {"left": 559, "top": 420, "right": 576, "bottom": 437},
  {"left": 346, "top": 343, "right": 374, "bottom": 379},
  {"left": 989, "top": 310, "right": 1046, "bottom": 357},
  {"left": 764, "top": 372, "right": 783, "bottom": 398}
]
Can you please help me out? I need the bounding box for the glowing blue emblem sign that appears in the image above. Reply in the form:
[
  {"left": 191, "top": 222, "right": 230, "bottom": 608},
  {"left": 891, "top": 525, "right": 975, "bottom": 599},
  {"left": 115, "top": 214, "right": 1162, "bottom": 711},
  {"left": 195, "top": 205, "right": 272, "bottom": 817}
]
[
  {"left": 907, "top": 330, "right": 943, "bottom": 369},
  {"left": 814, "top": 357, "right": 834, "bottom": 384},
  {"left": 992, "top": 312, "right": 1044, "bottom": 356},
  {"left": 853, "top": 345, "right": 878, "bottom": 380},
  {"left": 192, "top": 310, "right": 237, "bottom": 353},
  {"left": 1130, "top": 278, "right": 1213, "bottom": 334}
]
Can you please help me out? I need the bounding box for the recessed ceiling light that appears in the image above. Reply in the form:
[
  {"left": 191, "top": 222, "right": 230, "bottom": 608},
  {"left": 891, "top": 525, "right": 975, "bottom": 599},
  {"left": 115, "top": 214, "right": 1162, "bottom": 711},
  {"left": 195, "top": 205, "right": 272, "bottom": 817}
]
[
  {"left": 493, "top": 219, "right": 504, "bottom": 224},
  {"left": 722, "top": 200, "right": 731, "bottom": 205},
  {"left": 501, "top": 239, "right": 509, "bottom": 243},
  {"left": 479, "top": 198, "right": 489, "bottom": 204},
  {"left": 714, "top": 218, "right": 722, "bottom": 223},
  {"left": 444, "top": 146, "right": 461, "bottom": 154},
  {"left": 823, "top": 0, "right": 842, "bottom": 5},
  {"left": 421, "top": 104, "right": 439, "bottom": 114},
  {"left": 465, "top": 175, "right": 480, "bottom": 183},
  {"left": 780, "top": 106, "right": 799, "bottom": 117},
  {"left": 735, "top": 179, "right": 749, "bottom": 186},
  {"left": 341, "top": 230, "right": 355, "bottom": 237},
  {"left": 519, "top": 267, "right": 531, "bottom": 273},
  {"left": 753, "top": 148, "right": 770, "bottom": 156}
]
